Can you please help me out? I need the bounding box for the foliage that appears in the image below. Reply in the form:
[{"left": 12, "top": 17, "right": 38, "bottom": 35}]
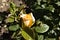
[{"left": 0, "top": 0, "right": 60, "bottom": 40}]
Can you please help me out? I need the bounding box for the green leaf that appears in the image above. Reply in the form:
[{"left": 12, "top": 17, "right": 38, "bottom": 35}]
[
  {"left": 38, "top": 35, "right": 44, "bottom": 40},
  {"left": 21, "top": 27, "right": 35, "bottom": 40},
  {"left": 43, "top": 0, "right": 51, "bottom": 3},
  {"left": 43, "top": 15, "right": 52, "bottom": 20},
  {"left": 5, "top": 17, "right": 14, "bottom": 23},
  {"left": 41, "top": 4, "right": 46, "bottom": 8},
  {"left": 10, "top": 2, "right": 16, "bottom": 10},
  {"left": 46, "top": 5, "right": 55, "bottom": 12},
  {"left": 10, "top": 2, "right": 16, "bottom": 15},
  {"left": 59, "top": 21, "right": 60, "bottom": 26},
  {"left": 36, "top": 19, "right": 42, "bottom": 25},
  {"left": 45, "top": 38, "right": 56, "bottom": 40},
  {"left": 19, "top": 4, "right": 26, "bottom": 11},
  {"left": 35, "top": 24, "right": 49, "bottom": 33},
  {"left": 9, "top": 24, "right": 20, "bottom": 31},
  {"left": 43, "top": 0, "right": 47, "bottom": 2},
  {"left": 56, "top": 1, "right": 60, "bottom": 6},
  {"left": 35, "top": 6, "right": 41, "bottom": 9},
  {"left": 37, "top": 0, "right": 41, "bottom": 5},
  {"left": 9, "top": 8, "right": 14, "bottom": 14}
]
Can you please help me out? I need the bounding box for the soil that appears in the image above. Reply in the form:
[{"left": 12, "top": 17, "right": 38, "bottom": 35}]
[{"left": 0, "top": 0, "right": 23, "bottom": 12}]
